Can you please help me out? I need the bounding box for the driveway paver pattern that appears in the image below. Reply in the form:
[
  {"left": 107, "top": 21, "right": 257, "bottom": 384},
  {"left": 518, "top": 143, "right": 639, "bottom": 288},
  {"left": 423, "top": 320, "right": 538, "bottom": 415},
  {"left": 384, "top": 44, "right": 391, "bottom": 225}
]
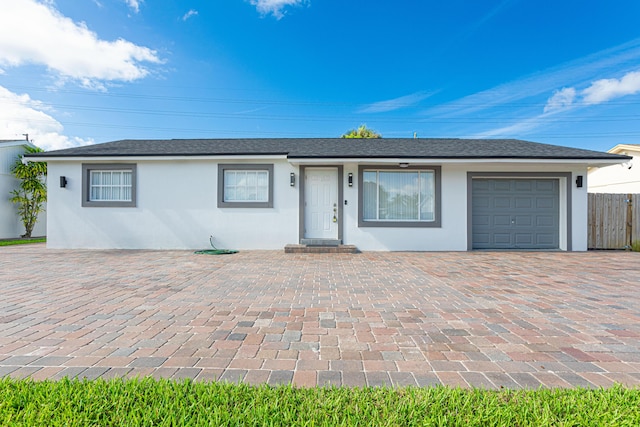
[{"left": 1, "top": 245, "right": 639, "bottom": 388}]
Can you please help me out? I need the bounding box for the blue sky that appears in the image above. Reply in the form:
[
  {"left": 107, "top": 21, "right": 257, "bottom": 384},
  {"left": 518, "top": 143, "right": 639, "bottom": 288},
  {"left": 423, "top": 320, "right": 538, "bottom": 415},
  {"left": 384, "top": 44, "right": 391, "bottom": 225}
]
[{"left": 1, "top": 0, "right": 640, "bottom": 151}]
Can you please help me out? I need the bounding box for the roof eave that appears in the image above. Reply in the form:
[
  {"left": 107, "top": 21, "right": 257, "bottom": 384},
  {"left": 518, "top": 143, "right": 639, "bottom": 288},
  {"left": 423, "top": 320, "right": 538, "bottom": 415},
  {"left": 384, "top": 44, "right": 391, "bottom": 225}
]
[
  {"left": 26, "top": 154, "right": 631, "bottom": 165},
  {"left": 0, "top": 140, "right": 37, "bottom": 150},
  {"left": 24, "top": 153, "right": 290, "bottom": 162},
  {"left": 608, "top": 144, "right": 640, "bottom": 155},
  {"left": 289, "top": 156, "right": 631, "bottom": 165}
]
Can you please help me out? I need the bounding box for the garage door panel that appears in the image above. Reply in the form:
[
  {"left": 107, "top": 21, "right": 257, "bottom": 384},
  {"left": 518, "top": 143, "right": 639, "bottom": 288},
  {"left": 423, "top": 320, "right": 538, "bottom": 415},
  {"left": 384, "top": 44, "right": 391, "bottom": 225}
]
[
  {"left": 536, "top": 197, "right": 555, "bottom": 209},
  {"left": 536, "top": 215, "right": 554, "bottom": 227},
  {"left": 494, "top": 181, "right": 511, "bottom": 191},
  {"left": 536, "top": 180, "right": 555, "bottom": 191},
  {"left": 494, "top": 233, "right": 511, "bottom": 244},
  {"left": 473, "top": 180, "right": 491, "bottom": 191},
  {"left": 473, "top": 215, "right": 490, "bottom": 226},
  {"left": 514, "top": 216, "right": 532, "bottom": 226},
  {"left": 472, "top": 178, "right": 559, "bottom": 249},
  {"left": 472, "top": 233, "right": 491, "bottom": 245},
  {"left": 515, "top": 197, "right": 532, "bottom": 209},
  {"left": 515, "top": 233, "right": 533, "bottom": 244},
  {"left": 472, "top": 197, "right": 490, "bottom": 209},
  {"left": 493, "top": 215, "right": 511, "bottom": 226},
  {"left": 536, "top": 234, "right": 555, "bottom": 245},
  {"left": 494, "top": 197, "right": 511, "bottom": 209},
  {"left": 514, "top": 181, "right": 533, "bottom": 191}
]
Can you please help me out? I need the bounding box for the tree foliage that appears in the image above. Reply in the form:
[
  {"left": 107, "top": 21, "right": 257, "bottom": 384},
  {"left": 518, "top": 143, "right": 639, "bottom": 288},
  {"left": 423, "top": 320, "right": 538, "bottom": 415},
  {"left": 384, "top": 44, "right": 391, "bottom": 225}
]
[
  {"left": 341, "top": 124, "right": 382, "bottom": 139},
  {"left": 10, "top": 146, "right": 47, "bottom": 238}
]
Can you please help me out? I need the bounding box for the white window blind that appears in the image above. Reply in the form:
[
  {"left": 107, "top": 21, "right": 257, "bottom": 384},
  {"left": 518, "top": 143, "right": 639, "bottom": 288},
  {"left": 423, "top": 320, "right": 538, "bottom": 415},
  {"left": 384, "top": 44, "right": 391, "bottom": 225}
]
[
  {"left": 363, "top": 170, "right": 435, "bottom": 221},
  {"left": 223, "top": 170, "right": 269, "bottom": 202},
  {"left": 89, "top": 170, "right": 133, "bottom": 202}
]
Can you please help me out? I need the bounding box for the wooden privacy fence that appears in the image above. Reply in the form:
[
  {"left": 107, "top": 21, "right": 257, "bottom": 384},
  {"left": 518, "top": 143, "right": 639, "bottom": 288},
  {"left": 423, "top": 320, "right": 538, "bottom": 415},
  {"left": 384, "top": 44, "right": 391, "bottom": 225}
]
[{"left": 588, "top": 193, "right": 640, "bottom": 249}]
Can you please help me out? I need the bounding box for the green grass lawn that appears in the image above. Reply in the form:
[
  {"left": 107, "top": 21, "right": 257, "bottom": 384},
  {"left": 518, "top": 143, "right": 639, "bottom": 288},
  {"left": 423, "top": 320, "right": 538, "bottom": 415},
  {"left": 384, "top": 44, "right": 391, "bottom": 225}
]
[
  {"left": 1, "top": 378, "right": 638, "bottom": 426},
  {"left": 0, "top": 237, "right": 46, "bottom": 246}
]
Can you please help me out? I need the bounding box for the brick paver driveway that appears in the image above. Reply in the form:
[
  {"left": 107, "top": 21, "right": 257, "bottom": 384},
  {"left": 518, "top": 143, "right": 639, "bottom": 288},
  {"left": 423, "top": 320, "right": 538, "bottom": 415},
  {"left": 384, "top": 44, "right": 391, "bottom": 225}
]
[{"left": 1, "top": 245, "right": 639, "bottom": 389}]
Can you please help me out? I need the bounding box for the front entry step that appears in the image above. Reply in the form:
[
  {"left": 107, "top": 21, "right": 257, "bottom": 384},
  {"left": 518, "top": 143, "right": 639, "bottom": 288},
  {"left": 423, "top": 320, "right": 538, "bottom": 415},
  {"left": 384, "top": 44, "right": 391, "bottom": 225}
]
[
  {"left": 284, "top": 244, "right": 359, "bottom": 254},
  {"left": 299, "top": 239, "right": 341, "bottom": 247}
]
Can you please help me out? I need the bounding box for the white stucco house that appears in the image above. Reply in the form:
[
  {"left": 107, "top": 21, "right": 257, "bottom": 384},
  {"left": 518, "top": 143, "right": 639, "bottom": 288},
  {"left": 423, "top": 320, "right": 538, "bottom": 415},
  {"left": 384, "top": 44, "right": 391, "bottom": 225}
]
[
  {"left": 588, "top": 144, "right": 640, "bottom": 194},
  {"left": 0, "top": 139, "right": 46, "bottom": 239},
  {"left": 26, "top": 138, "right": 629, "bottom": 251}
]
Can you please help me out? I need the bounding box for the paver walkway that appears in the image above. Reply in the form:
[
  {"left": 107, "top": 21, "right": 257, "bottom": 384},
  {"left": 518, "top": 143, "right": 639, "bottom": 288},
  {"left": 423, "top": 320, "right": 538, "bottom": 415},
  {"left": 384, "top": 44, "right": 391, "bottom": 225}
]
[{"left": 1, "top": 245, "right": 639, "bottom": 389}]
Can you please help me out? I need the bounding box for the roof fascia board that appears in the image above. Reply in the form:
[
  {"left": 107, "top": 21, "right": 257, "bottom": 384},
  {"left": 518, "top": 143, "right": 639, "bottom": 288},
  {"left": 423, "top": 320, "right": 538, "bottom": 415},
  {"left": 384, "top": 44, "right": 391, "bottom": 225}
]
[
  {"left": 0, "top": 140, "right": 36, "bottom": 149},
  {"left": 609, "top": 144, "right": 640, "bottom": 154},
  {"left": 27, "top": 155, "right": 628, "bottom": 167},
  {"left": 25, "top": 154, "right": 289, "bottom": 162},
  {"left": 289, "top": 157, "right": 629, "bottom": 165}
]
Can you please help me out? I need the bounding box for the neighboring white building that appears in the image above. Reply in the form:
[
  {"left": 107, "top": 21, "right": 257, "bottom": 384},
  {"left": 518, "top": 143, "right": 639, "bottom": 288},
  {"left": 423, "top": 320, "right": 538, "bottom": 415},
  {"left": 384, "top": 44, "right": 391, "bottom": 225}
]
[
  {"left": 0, "top": 140, "right": 46, "bottom": 239},
  {"left": 27, "top": 138, "right": 628, "bottom": 251},
  {"left": 588, "top": 144, "right": 640, "bottom": 194}
]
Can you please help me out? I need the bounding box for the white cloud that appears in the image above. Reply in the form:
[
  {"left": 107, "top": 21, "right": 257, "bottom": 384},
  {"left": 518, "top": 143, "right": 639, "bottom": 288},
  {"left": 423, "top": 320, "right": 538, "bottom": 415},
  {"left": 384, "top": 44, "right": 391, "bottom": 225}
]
[
  {"left": 124, "top": 0, "right": 142, "bottom": 13},
  {"left": 470, "top": 113, "right": 551, "bottom": 139},
  {"left": 582, "top": 70, "right": 640, "bottom": 105},
  {"left": 0, "top": 0, "right": 161, "bottom": 85},
  {"left": 543, "top": 87, "right": 576, "bottom": 113},
  {"left": 541, "top": 69, "right": 640, "bottom": 115},
  {"left": 0, "top": 85, "right": 93, "bottom": 150},
  {"left": 359, "top": 91, "right": 436, "bottom": 113},
  {"left": 182, "top": 9, "right": 198, "bottom": 21},
  {"left": 475, "top": 69, "right": 640, "bottom": 139},
  {"left": 250, "top": 0, "right": 307, "bottom": 19},
  {"left": 422, "top": 38, "right": 640, "bottom": 140},
  {"left": 425, "top": 38, "right": 640, "bottom": 119}
]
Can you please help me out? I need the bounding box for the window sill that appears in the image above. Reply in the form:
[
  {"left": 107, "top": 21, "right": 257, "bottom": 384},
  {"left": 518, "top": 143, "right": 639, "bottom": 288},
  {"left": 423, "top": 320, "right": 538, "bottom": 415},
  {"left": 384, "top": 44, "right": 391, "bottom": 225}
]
[
  {"left": 218, "top": 201, "right": 273, "bottom": 209},
  {"left": 82, "top": 200, "right": 136, "bottom": 208},
  {"left": 358, "top": 220, "right": 441, "bottom": 228}
]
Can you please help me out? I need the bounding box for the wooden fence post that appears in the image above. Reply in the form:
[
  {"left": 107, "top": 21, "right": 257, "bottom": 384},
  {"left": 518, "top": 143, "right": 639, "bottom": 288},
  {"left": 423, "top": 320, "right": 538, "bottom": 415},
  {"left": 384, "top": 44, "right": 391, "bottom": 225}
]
[{"left": 626, "top": 194, "right": 633, "bottom": 250}]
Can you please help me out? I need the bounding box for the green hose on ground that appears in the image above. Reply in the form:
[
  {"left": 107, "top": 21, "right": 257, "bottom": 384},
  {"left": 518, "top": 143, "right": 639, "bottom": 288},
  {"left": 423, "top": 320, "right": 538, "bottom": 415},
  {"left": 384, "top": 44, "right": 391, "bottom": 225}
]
[{"left": 194, "top": 235, "right": 238, "bottom": 255}]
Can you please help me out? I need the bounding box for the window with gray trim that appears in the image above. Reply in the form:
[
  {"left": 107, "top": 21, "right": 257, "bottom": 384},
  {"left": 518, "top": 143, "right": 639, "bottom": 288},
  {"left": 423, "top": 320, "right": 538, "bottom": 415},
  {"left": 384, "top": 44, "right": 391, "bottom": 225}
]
[
  {"left": 82, "top": 164, "right": 137, "bottom": 207},
  {"left": 217, "top": 164, "right": 274, "bottom": 208},
  {"left": 358, "top": 165, "right": 441, "bottom": 227}
]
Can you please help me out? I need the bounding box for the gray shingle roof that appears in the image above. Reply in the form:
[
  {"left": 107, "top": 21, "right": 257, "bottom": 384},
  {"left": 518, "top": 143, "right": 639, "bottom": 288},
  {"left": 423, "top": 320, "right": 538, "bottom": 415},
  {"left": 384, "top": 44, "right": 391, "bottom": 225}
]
[{"left": 25, "top": 138, "right": 630, "bottom": 160}]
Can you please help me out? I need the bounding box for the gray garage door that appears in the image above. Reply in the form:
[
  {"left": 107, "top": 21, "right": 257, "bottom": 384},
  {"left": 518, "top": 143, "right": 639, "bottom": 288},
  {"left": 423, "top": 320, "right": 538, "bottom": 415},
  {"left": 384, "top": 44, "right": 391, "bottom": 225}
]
[{"left": 472, "top": 179, "right": 559, "bottom": 249}]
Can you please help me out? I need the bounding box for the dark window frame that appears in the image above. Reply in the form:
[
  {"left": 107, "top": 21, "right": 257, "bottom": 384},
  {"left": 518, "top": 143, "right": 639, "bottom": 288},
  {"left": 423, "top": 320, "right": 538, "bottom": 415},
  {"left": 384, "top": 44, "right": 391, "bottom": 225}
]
[
  {"left": 358, "top": 165, "right": 441, "bottom": 228},
  {"left": 82, "top": 163, "right": 137, "bottom": 208},
  {"left": 217, "top": 164, "right": 274, "bottom": 208}
]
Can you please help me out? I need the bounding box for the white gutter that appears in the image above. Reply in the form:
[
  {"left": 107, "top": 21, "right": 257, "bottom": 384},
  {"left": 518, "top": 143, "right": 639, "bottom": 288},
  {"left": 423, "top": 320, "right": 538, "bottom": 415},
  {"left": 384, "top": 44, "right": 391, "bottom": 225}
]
[
  {"left": 25, "top": 154, "right": 289, "bottom": 162},
  {"left": 288, "top": 157, "right": 629, "bottom": 167}
]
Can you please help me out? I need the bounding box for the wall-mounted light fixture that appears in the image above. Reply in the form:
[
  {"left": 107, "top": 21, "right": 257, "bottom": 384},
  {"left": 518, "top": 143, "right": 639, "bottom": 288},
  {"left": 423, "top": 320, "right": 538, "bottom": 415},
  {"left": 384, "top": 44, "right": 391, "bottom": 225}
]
[
  {"left": 348, "top": 173, "right": 353, "bottom": 187},
  {"left": 575, "top": 175, "right": 583, "bottom": 188},
  {"left": 60, "top": 176, "right": 67, "bottom": 188},
  {"left": 290, "top": 172, "right": 295, "bottom": 187},
  {"left": 399, "top": 162, "right": 409, "bottom": 168}
]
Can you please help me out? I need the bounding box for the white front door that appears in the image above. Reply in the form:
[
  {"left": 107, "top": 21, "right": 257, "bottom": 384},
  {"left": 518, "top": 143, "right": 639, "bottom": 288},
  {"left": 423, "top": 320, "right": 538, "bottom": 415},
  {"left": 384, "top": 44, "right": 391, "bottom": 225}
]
[{"left": 304, "top": 168, "right": 339, "bottom": 239}]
